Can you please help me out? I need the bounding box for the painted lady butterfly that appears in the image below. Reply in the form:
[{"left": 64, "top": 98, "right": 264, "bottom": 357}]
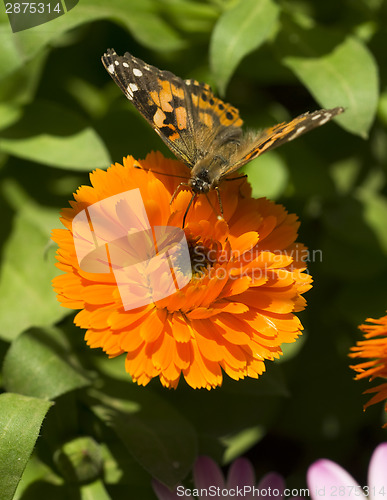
[{"left": 102, "top": 49, "right": 344, "bottom": 219}]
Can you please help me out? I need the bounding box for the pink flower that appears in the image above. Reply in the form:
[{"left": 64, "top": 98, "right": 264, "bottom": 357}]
[
  {"left": 307, "top": 443, "right": 387, "bottom": 500},
  {"left": 153, "top": 455, "right": 300, "bottom": 500}
]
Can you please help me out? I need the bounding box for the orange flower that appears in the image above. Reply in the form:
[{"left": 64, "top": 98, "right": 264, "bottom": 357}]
[
  {"left": 52, "top": 152, "right": 312, "bottom": 389},
  {"left": 349, "top": 313, "right": 387, "bottom": 422}
]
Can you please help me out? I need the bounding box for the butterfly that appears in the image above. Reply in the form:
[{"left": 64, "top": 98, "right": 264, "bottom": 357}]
[{"left": 102, "top": 49, "right": 344, "bottom": 224}]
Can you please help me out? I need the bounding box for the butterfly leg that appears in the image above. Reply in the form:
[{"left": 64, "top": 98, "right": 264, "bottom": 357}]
[
  {"left": 169, "top": 182, "right": 196, "bottom": 228},
  {"left": 182, "top": 192, "right": 197, "bottom": 228},
  {"left": 170, "top": 182, "right": 191, "bottom": 205},
  {"left": 203, "top": 187, "right": 224, "bottom": 222},
  {"left": 215, "top": 187, "right": 224, "bottom": 218}
]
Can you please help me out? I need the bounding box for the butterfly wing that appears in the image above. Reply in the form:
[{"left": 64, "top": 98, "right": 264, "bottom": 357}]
[
  {"left": 219, "top": 107, "right": 345, "bottom": 178},
  {"left": 101, "top": 49, "right": 244, "bottom": 168},
  {"left": 102, "top": 50, "right": 344, "bottom": 187},
  {"left": 184, "top": 80, "right": 244, "bottom": 146}
]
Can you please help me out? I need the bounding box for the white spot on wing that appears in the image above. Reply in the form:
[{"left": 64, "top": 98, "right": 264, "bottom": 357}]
[
  {"left": 107, "top": 64, "right": 114, "bottom": 74},
  {"left": 295, "top": 125, "right": 306, "bottom": 134},
  {"left": 133, "top": 68, "right": 143, "bottom": 77},
  {"left": 114, "top": 60, "right": 119, "bottom": 66},
  {"left": 128, "top": 83, "right": 138, "bottom": 92},
  {"left": 311, "top": 113, "right": 321, "bottom": 120},
  {"left": 123, "top": 62, "right": 129, "bottom": 68},
  {"left": 287, "top": 125, "right": 307, "bottom": 141},
  {"left": 318, "top": 114, "right": 332, "bottom": 125}
]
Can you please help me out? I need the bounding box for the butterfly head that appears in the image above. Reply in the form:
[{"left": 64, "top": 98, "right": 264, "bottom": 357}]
[
  {"left": 189, "top": 168, "right": 212, "bottom": 194},
  {"left": 189, "top": 153, "right": 229, "bottom": 195}
]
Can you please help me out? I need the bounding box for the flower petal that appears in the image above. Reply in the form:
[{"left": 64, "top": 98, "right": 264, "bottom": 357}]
[
  {"left": 52, "top": 152, "right": 311, "bottom": 389},
  {"left": 227, "top": 458, "right": 255, "bottom": 498},
  {"left": 152, "top": 479, "right": 180, "bottom": 500},
  {"left": 307, "top": 459, "right": 364, "bottom": 500},
  {"left": 368, "top": 442, "right": 387, "bottom": 500},
  {"left": 193, "top": 456, "right": 225, "bottom": 491},
  {"left": 258, "top": 472, "right": 285, "bottom": 497}
]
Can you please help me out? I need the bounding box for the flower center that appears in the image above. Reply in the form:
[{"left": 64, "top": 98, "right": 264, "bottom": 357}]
[{"left": 188, "top": 238, "right": 221, "bottom": 277}]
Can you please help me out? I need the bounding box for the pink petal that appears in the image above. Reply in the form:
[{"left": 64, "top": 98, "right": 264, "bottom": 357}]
[
  {"left": 258, "top": 472, "right": 286, "bottom": 496},
  {"left": 307, "top": 459, "right": 365, "bottom": 500},
  {"left": 152, "top": 479, "right": 181, "bottom": 500},
  {"left": 368, "top": 442, "right": 387, "bottom": 500},
  {"left": 194, "top": 456, "right": 225, "bottom": 491},
  {"left": 227, "top": 458, "right": 255, "bottom": 499}
]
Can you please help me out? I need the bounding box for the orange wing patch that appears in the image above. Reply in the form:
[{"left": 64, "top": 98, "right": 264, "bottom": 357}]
[
  {"left": 171, "top": 83, "right": 185, "bottom": 100},
  {"left": 197, "top": 87, "right": 243, "bottom": 129},
  {"left": 152, "top": 108, "right": 179, "bottom": 141},
  {"left": 153, "top": 108, "right": 168, "bottom": 128},
  {"left": 199, "top": 112, "right": 214, "bottom": 128},
  {"left": 175, "top": 106, "right": 187, "bottom": 130},
  {"left": 150, "top": 79, "right": 183, "bottom": 113},
  {"left": 158, "top": 79, "right": 174, "bottom": 112}
]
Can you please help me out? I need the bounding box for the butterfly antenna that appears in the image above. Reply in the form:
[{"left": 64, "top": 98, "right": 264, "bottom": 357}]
[
  {"left": 182, "top": 192, "right": 197, "bottom": 228},
  {"left": 134, "top": 164, "right": 189, "bottom": 180},
  {"left": 223, "top": 174, "right": 247, "bottom": 182},
  {"left": 223, "top": 174, "right": 248, "bottom": 198}
]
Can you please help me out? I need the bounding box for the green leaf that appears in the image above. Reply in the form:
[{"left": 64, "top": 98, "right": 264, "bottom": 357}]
[
  {"left": 329, "top": 158, "right": 362, "bottom": 195},
  {"left": 80, "top": 480, "right": 112, "bottom": 500},
  {"left": 12, "top": 454, "right": 62, "bottom": 499},
  {"left": 0, "top": 393, "right": 52, "bottom": 500},
  {"left": 284, "top": 142, "right": 336, "bottom": 197},
  {"left": 157, "top": 0, "right": 219, "bottom": 33},
  {"left": 155, "top": 365, "right": 288, "bottom": 451},
  {"left": 54, "top": 437, "right": 103, "bottom": 484},
  {"left": 210, "top": 0, "right": 280, "bottom": 94},
  {"left": 221, "top": 426, "right": 264, "bottom": 463},
  {"left": 92, "top": 0, "right": 185, "bottom": 51},
  {"left": 379, "top": 86, "right": 387, "bottom": 116},
  {"left": 243, "top": 151, "right": 289, "bottom": 199},
  {"left": 356, "top": 189, "right": 387, "bottom": 254},
  {"left": 275, "top": 18, "right": 379, "bottom": 137},
  {"left": 0, "top": 0, "right": 184, "bottom": 83},
  {"left": 0, "top": 43, "right": 47, "bottom": 106},
  {"left": 91, "top": 388, "right": 197, "bottom": 488},
  {"left": 321, "top": 197, "right": 387, "bottom": 279},
  {"left": 0, "top": 104, "right": 22, "bottom": 130},
  {"left": 3, "top": 327, "right": 90, "bottom": 399},
  {"left": 0, "top": 199, "right": 67, "bottom": 341},
  {"left": 0, "top": 100, "right": 110, "bottom": 170}
]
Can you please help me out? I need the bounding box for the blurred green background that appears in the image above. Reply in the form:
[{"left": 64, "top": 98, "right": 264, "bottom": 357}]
[{"left": 1, "top": 0, "right": 387, "bottom": 499}]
